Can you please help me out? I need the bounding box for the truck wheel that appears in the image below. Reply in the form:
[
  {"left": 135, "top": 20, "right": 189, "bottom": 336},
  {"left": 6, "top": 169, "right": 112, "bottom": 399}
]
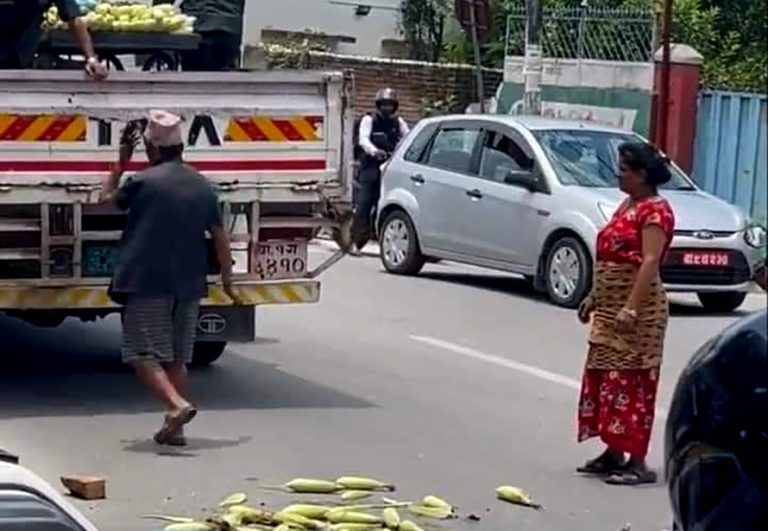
[
  {"left": 190, "top": 341, "right": 227, "bottom": 367},
  {"left": 697, "top": 292, "right": 747, "bottom": 313},
  {"left": 545, "top": 236, "right": 592, "bottom": 308},
  {"left": 379, "top": 210, "right": 425, "bottom": 275}
]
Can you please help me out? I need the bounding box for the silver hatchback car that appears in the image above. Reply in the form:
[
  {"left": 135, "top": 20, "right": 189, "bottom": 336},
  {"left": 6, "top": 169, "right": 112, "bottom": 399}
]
[{"left": 376, "top": 115, "right": 766, "bottom": 311}]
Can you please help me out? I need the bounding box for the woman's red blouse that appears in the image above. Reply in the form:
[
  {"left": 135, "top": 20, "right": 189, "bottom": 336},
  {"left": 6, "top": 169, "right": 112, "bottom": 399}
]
[{"left": 596, "top": 197, "right": 675, "bottom": 265}]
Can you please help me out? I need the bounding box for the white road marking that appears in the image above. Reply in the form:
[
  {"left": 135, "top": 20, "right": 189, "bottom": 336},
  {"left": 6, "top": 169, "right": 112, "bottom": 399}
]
[
  {"left": 410, "top": 334, "right": 668, "bottom": 419},
  {"left": 410, "top": 335, "right": 581, "bottom": 389}
]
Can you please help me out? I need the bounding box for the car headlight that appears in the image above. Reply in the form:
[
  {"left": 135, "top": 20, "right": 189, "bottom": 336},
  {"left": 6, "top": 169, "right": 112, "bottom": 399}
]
[
  {"left": 744, "top": 224, "right": 767, "bottom": 248},
  {"left": 598, "top": 202, "right": 618, "bottom": 222}
]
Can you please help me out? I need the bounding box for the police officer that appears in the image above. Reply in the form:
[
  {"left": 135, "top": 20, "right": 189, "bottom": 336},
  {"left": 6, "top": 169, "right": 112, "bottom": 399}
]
[
  {"left": 353, "top": 88, "right": 409, "bottom": 251},
  {"left": 0, "top": 0, "right": 107, "bottom": 79},
  {"left": 664, "top": 261, "right": 767, "bottom": 530}
]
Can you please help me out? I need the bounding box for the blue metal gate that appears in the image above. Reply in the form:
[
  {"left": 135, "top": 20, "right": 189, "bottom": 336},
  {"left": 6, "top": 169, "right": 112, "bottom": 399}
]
[{"left": 692, "top": 91, "right": 767, "bottom": 220}]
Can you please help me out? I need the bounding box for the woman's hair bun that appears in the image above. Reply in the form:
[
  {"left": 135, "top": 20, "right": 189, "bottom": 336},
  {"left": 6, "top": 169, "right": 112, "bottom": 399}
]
[{"left": 618, "top": 141, "right": 671, "bottom": 186}]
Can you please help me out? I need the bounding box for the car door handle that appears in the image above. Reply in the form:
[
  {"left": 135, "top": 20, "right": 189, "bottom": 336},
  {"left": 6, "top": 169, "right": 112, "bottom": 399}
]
[
  {"left": 466, "top": 189, "right": 483, "bottom": 199},
  {"left": 410, "top": 174, "right": 425, "bottom": 185}
]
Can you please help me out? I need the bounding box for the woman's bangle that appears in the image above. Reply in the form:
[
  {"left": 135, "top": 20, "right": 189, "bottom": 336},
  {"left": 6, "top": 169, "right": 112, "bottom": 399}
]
[{"left": 621, "top": 307, "right": 638, "bottom": 319}]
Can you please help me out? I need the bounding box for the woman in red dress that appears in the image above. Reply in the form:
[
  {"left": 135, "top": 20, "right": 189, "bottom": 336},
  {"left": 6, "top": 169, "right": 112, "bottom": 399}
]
[{"left": 576, "top": 142, "right": 676, "bottom": 485}]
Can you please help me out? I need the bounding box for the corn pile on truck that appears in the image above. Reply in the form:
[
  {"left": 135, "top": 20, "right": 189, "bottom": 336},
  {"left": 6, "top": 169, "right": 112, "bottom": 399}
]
[{"left": 0, "top": 70, "right": 354, "bottom": 365}]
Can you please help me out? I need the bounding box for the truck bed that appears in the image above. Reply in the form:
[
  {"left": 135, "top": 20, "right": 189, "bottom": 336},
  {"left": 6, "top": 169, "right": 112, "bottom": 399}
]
[{"left": 0, "top": 70, "right": 354, "bottom": 204}]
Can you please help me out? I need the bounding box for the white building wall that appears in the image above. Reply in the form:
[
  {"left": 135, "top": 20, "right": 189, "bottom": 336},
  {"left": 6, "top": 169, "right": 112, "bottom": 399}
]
[{"left": 242, "top": 0, "right": 403, "bottom": 56}]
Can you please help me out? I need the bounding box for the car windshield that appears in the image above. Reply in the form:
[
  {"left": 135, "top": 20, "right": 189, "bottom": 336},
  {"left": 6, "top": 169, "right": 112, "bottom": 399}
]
[{"left": 533, "top": 129, "right": 696, "bottom": 190}]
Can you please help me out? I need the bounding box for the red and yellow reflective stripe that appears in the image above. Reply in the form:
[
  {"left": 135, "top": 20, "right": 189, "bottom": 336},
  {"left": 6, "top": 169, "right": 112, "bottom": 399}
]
[
  {"left": 0, "top": 114, "right": 86, "bottom": 142},
  {"left": 225, "top": 116, "right": 323, "bottom": 142}
]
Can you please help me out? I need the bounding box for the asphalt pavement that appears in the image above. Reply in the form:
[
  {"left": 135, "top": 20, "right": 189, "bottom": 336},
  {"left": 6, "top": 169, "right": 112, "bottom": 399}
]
[{"left": 1, "top": 243, "right": 765, "bottom": 531}]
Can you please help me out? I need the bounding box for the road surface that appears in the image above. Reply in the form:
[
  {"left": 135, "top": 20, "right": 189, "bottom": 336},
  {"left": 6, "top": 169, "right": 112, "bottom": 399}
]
[{"left": 1, "top": 243, "right": 765, "bottom": 531}]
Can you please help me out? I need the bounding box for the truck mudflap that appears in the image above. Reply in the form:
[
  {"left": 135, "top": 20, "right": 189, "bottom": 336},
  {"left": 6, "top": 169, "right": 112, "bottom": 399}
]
[{"left": 0, "top": 280, "right": 320, "bottom": 309}]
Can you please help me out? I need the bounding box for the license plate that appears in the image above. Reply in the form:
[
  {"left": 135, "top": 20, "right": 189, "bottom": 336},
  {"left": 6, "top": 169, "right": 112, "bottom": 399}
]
[
  {"left": 254, "top": 240, "right": 308, "bottom": 280},
  {"left": 682, "top": 251, "right": 730, "bottom": 267}
]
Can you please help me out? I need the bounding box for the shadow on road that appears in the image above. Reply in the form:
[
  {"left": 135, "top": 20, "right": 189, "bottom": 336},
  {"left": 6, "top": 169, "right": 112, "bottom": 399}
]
[
  {"left": 122, "top": 435, "right": 254, "bottom": 457},
  {"left": 417, "top": 270, "right": 548, "bottom": 304},
  {"left": 669, "top": 301, "right": 749, "bottom": 318},
  {"left": 0, "top": 315, "right": 371, "bottom": 420}
]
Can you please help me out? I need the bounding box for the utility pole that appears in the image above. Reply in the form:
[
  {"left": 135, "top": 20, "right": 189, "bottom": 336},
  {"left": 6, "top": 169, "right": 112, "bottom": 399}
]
[
  {"left": 456, "top": 0, "right": 490, "bottom": 113},
  {"left": 523, "top": 0, "right": 543, "bottom": 114},
  {"left": 657, "top": 0, "right": 673, "bottom": 151},
  {"left": 468, "top": 1, "right": 486, "bottom": 113}
]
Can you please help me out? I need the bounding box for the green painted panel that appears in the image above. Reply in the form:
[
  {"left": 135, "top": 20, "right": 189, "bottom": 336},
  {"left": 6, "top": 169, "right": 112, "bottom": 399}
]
[{"left": 497, "top": 83, "right": 652, "bottom": 136}]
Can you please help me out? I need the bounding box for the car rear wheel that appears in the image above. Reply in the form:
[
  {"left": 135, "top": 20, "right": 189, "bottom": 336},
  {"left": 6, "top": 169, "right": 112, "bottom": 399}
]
[
  {"left": 379, "top": 210, "right": 425, "bottom": 275},
  {"left": 545, "top": 236, "right": 592, "bottom": 308},
  {"left": 190, "top": 341, "right": 227, "bottom": 367},
  {"left": 697, "top": 291, "right": 747, "bottom": 313}
]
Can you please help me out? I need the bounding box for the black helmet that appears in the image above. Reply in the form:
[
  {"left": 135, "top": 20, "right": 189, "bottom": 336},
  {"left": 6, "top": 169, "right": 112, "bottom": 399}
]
[
  {"left": 664, "top": 309, "right": 768, "bottom": 530},
  {"left": 375, "top": 88, "right": 399, "bottom": 113}
]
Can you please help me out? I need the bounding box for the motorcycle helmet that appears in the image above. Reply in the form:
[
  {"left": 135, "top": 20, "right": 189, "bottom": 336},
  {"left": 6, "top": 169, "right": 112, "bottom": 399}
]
[
  {"left": 375, "top": 88, "right": 399, "bottom": 115},
  {"left": 664, "top": 308, "right": 768, "bottom": 530}
]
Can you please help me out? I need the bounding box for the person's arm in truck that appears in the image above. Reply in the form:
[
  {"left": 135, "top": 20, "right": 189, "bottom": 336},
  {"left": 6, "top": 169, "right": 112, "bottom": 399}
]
[
  {"left": 54, "top": 0, "right": 108, "bottom": 80},
  {"left": 207, "top": 194, "right": 239, "bottom": 304}
]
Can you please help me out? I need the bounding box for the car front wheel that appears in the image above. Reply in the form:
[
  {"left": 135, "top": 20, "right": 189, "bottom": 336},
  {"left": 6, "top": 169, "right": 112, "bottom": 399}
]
[
  {"left": 545, "top": 236, "right": 592, "bottom": 308},
  {"left": 190, "top": 341, "right": 227, "bottom": 367},
  {"left": 697, "top": 291, "right": 747, "bottom": 313},
  {"left": 379, "top": 210, "right": 425, "bottom": 275}
]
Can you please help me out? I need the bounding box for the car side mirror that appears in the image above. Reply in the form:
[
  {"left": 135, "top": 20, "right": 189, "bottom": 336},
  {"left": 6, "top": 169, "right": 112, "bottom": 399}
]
[{"left": 504, "top": 169, "right": 538, "bottom": 190}]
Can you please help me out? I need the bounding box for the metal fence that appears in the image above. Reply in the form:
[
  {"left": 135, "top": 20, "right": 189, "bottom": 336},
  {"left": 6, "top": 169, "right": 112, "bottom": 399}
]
[
  {"left": 505, "top": 7, "right": 655, "bottom": 63},
  {"left": 693, "top": 91, "right": 768, "bottom": 219}
]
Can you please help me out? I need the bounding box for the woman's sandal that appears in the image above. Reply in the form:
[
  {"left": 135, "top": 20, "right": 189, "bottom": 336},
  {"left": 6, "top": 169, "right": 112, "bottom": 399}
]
[
  {"left": 576, "top": 455, "right": 628, "bottom": 476},
  {"left": 604, "top": 468, "right": 658, "bottom": 486}
]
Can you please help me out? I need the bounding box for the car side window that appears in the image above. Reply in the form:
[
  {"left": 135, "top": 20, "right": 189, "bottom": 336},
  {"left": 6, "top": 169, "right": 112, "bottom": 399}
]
[
  {"left": 478, "top": 131, "right": 534, "bottom": 183},
  {"left": 0, "top": 490, "right": 85, "bottom": 530},
  {"left": 425, "top": 128, "right": 480, "bottom": 175},
  {"left": 403, "top": 124, "right": 437, "bottom": 163}
]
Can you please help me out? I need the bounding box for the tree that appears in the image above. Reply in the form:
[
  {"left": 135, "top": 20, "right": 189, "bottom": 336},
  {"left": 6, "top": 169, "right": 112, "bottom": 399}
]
[
  {"left": 399, "top": 0, "right": 452, "bottom": 63},
  {"left": 442, "top": 0, "right": 766, "bottom": 92}
]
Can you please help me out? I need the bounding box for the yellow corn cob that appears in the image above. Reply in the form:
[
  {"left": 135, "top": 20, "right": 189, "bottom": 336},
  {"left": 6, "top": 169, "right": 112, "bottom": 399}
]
[
  {"left": 280, "top": 504, "right": 332, "bottom": 520},
  {"left": 227, "top": 505, "right": 273, "bottom": 525},
  {"left": 218, "top": 492, "right": 248, "bottom": 507},
  {"left": 407, "top": 503, "right": 453, "bottom": 519},
  {"left": 326, "top": 508, "right": 383, "bottom": 525},
  {"left": 341, "top": 490, "right": 374, "bottom": 501},
  {"left": 422, "top": 495, "right": 451, "bottom": 510},
  {"left": 335, "top": 476, "right": 395, "bottom": 492},
  {"left": 274, "top": 510, "right": 323, "bottom": 529},
  {"left": 329, "top": 524, "right": 382, "bottom": 531},
  {"left": 382, "top": 507, "right": 401, "bottom": 529},
  {"left": 496, "top": 485, "right": 542, "bottom": 509},
  {"left": 285, "top": 478, "right": 342, "bottom": 494},
  {"left": 399, "top": 520, "right": 426, "bottom": 531}
]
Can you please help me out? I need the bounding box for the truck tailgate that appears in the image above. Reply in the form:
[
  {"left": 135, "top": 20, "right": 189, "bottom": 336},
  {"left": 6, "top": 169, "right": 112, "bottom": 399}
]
[{"left": 0, "top": 70, "right": 353, "bottom": 202}]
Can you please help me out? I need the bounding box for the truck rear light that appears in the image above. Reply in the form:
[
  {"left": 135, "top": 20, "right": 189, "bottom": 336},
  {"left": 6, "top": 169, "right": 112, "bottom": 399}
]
[
  {"left": 49, "top": 246, "right": 74, "bottom": 277},
  {"left": 49, "top": 205, "right": 74, "bottom": 236}
]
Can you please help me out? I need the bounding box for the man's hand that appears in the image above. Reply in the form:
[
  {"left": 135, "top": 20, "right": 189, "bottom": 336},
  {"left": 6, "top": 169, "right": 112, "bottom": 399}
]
[
  {"left": 221, "top": 272, "right": 241, "bottom": 305},
  {"left": 373, "top": 148, "right": 388, "bottom": 160},
  {"left": 85, "top": 56, "right": 108, "bottom": 81},
  {"left": 118, "top": 122, "right": 141, "bottom": 169}
]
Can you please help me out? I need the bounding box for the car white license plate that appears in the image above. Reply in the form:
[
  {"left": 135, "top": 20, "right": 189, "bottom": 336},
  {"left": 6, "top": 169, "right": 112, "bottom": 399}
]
[
  {"left": 682, "top": 251, "right": 730, "bottom": 267},
  {"left": 254, "top": 240, "right": 308, "bottom": 279}
]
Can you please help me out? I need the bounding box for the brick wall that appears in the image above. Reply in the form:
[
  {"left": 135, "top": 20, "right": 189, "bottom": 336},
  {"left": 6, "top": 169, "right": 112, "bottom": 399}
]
[
  {"left": 243, "top": 46, "right": 503, "bottom": 124},
  {"left": 307, "top": 52, "right": 503, "bottom": 123}
]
